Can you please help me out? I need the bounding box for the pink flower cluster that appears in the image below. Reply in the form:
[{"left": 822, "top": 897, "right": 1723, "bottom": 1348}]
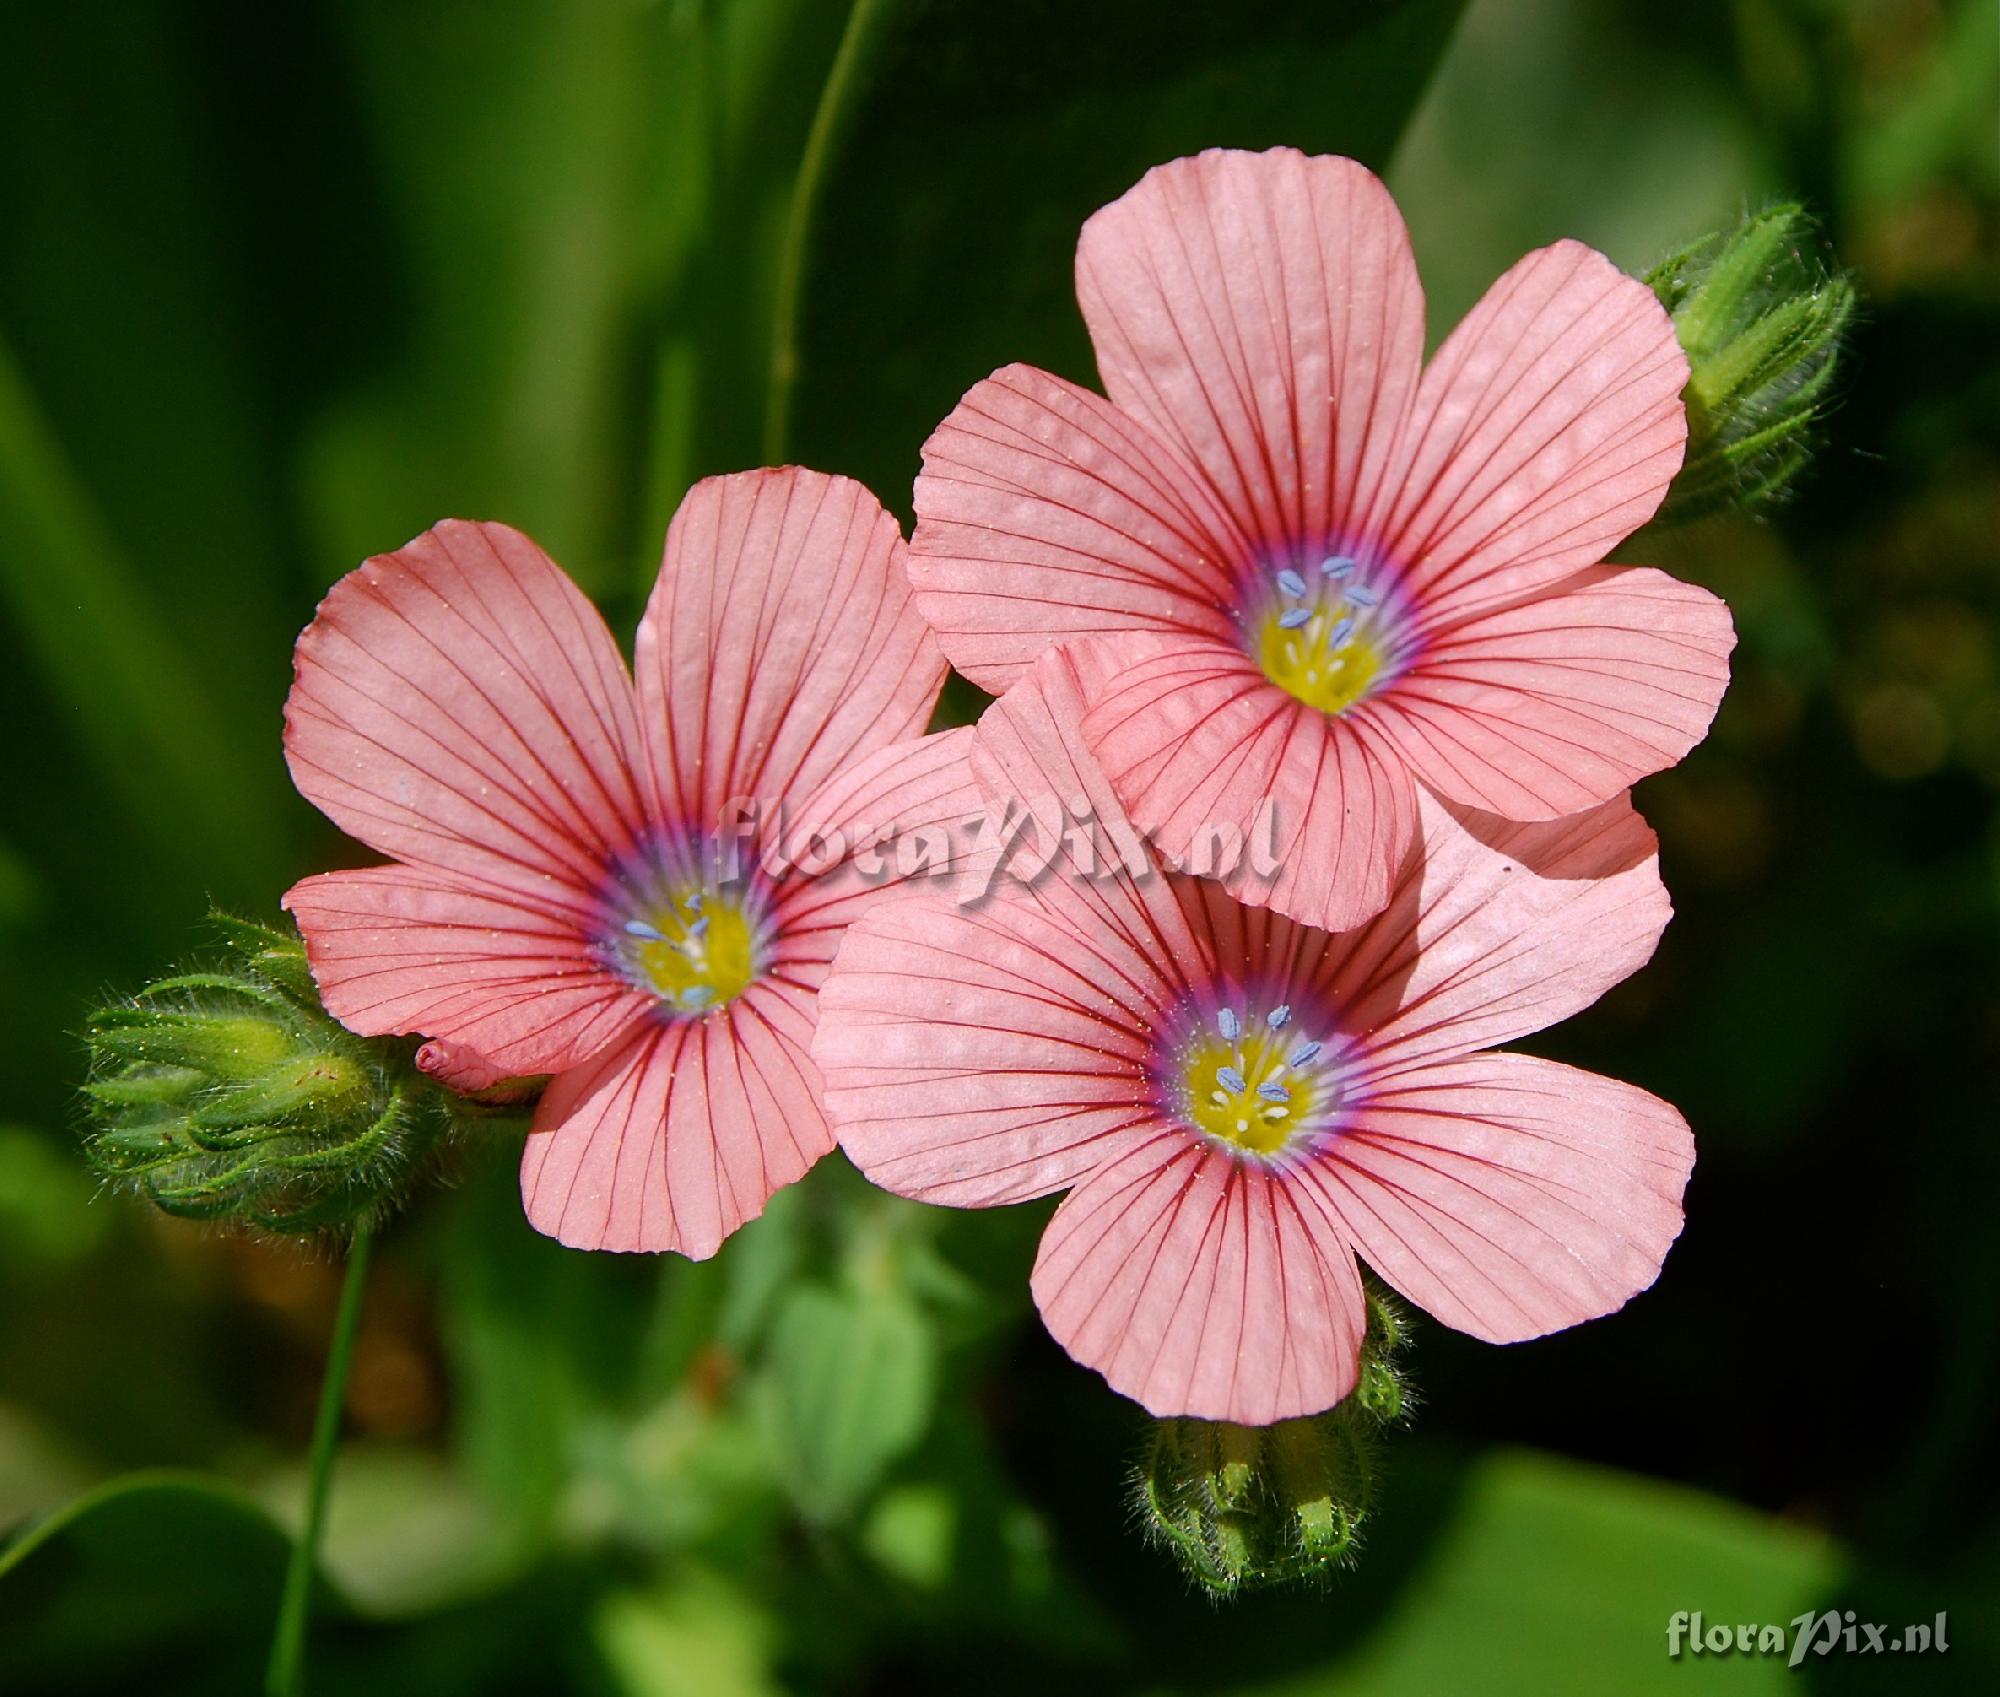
[{"left": 284, "top": 150, "right": 1731, "bottom": 1422}]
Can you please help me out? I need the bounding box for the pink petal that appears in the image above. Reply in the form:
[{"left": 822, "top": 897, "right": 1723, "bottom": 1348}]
[
  {"left": 414, "top": 1039, "right": 521, "bottom": 1096},
  {"left": 283, "top": 865, "right": 645, "bottom": 1077},
  {"left": 637, "top": 469, "right": 946, "bottom": 824},
  {"left": 284, "top": 519, "right": 650, "bottom": 904},
  {"left": 520, "top": 994, "right": 832, "bottom": 1258},
  {"left": 1076, "top": 147, "right": 1426, "bottom": 555},
  {"left": 1307, "top": 1052, "right": 1693, "bottom": 1342},
  {"left": 813, "top": 889, "right": 1170, "bottom": 1207},
  {"left": 1378, "top": 565, "right": 1736, "bottom": 819},
  {"left": 1075, "top": 630, "right": 1417, "bottom": 932},
  {"left": 968, "top": 646, "right": 1207, "bottom": 961},
  {"left": 1324, "top": 787, "right": 1669, "bottom": 1073},
  {"left": 1383, "top": 241, "right": 1689, "bottom": 616},
  {"left": 771, "top": 727, "right": 984, "bottom": 948},
  {"left": 909, "top": 364, "right": 1246, "bottom": 692},
  {"left": 816, "top": 652, "right": 1197, "bottom": 1206},
  {"left": 1031, "top": 1130, "right": 1368, "bottom": 1422}
]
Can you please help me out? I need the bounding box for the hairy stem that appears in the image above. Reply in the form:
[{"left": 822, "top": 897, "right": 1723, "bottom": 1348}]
[{"left": 265, "top": 1224, "right": 373, "bottom": 1697}]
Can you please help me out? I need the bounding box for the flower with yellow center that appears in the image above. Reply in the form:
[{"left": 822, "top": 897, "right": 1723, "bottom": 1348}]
[
  {"left": 1168, "top": 1002, "right": 1340, "bottom": 1159},
  {"left": 618, "top": 886, "right": 760, "bottom": 1016},
  {"left": 1250, "top": 554, "right": 1405, "bottom": 717}
]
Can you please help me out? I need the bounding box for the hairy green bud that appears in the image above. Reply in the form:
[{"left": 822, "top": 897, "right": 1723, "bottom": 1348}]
[
  {"left": 1136, "top": 1286, "right": 1411, "bottom": 1597},
  {"left": 81, "top": 915, "right": 443, "bottom": 1236},
  {"left": 1649, "top": 202, "right": 1856, "bottom": 525}
]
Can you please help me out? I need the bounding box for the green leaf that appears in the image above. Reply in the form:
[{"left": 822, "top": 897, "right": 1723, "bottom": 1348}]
[
  {"left": 0, "top": 338, "right": 279, "bottom": 894},
  {"left": 307, "top": 0, "right": 848, "bottom": 602},
  {"left": 1227, "top": 1447, "right": 1842, "bottom": 1696},
  {"left": 594, "top": 1566, "right": 785, "bottom": 1697},
  {"left": 756, "top": 1280, "right": 936, "bottom": 1524},
  {"left": 0, "top": 1471, "right": 319, "bottom": 1693},
  {"left": 775, "top": 0, "right": 1469, "bottom": 497},
  {"left": 432, "top": 1142, "right": 664, "bottom": 1548},
  {"left": 254, "top": 1442, "right": 519, "bottom": 1624}
]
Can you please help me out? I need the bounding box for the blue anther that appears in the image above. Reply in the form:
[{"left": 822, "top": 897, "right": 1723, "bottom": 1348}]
[
  {"left": 1257, "top": 1081, "right": 1290, "bottom": 1103},
  {"left": 1346, "top": 585, "right": 1380, "bottom": 607},
  {"left": 1217, "top": 1007, "right": 1241, "bottom": 1040},
  {"left": 1276, "top": 568, "right": 1308, "bottom": 598},
  {"left": 1319, "top": 555, "right": 1357, "bottom": 578},
  {"left": 1267, "top": 1004, "right": 1292, "bottom": 1029},
  {"left": 1326, "top": 615, "right": 1354, "bottom": 645},
  {"left": 1278, "top": 607, "right": 1313, "bottom": 629},
  {"left": 1217, "top": 1066, "right": 1247, "bottom": 1095},
  {"left": 624, "top": 919, "right": 667, "bottom": 941},
  {"left": 1289, "top": 1040, "right": 1323, "bottom": 1067}
]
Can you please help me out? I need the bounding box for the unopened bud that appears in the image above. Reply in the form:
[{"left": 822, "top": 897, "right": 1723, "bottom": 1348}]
[
  {"left": 82, "top": 914, "right": 442, "bottom": 1236},
  {"left": 1137, "top": 1287, "right": 1411, "bottom": 1596},
  {"left": 1649, "top": 202, "right": 1856, "bottom": 524}
]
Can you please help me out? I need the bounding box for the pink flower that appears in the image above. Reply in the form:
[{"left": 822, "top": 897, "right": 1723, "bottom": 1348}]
[
  {"left": 812, "top": 650, "right": 1693, "bottom": 1424},
  {"left": 283, "top": 469, "right": 978, "bottom": 1257},
  {"left": 910, "top": 147, "right": 1735, "bottom": 932}
]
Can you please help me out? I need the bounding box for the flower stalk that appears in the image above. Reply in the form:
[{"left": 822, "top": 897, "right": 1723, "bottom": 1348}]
[{"left": 265, "top": 1222, "right": 373, "bottom": 1697}]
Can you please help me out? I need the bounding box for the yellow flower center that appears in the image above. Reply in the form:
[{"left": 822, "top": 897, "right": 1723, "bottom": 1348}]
[
  {"left": 619, "top": 886, "right": 759, "bottom": 1017},
  {"left": 1249, "top": 554, "right": 1402, "bottom": 716},
  {"left": 1173, "top": 1004, "right": 1330, "bottom": 1158}
]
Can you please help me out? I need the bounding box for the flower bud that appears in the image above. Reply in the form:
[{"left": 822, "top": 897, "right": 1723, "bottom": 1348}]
[
  {"left": 1136, "top": 1287, "right": 1411, "bottom": 1596},
  {"left": 1649, "top": 202, "right": 1856, "bottom": 525},
  {"left": 81, "top": 914, "right": 443, "bottom": 1236}
]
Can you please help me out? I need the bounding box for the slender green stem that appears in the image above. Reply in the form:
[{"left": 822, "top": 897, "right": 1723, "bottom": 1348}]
[
  {"left": 265, "top": 1224, "right": 373, "bottom": 1697},
  {"left": 763, "top": 0, "right": 895, "bottom": 461}
]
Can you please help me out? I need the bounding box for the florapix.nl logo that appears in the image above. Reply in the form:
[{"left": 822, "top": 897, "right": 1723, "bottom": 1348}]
[{"left": 1668, "top": 1609, "right": 1949, "bottom": 1668}]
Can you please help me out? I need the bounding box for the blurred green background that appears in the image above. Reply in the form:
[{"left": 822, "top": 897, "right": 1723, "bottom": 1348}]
[{"left": 2, "top": 0, "right": 1997, "bottom": 1691}]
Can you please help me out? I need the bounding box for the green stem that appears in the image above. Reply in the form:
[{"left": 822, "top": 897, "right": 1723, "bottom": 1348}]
[
  {"left": 763, "top": 0, "right": 895, "bottom": 461},
  {"left": 265, "top": 1224, "right": 373, "bottom": 1697}
]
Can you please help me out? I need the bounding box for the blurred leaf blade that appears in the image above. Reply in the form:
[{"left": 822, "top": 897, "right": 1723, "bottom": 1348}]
[
  {"left": 757, "top": 1280, "right": 936, "bottom": 1524},
  {"left": 0, "top": 339, "right": 280, "bottom": 893},
  {"left": 779, "top": 0, "right": 1470, "bottom": 496},
  {"left": 0, "top": 1471, "right": 315, "bottom": 1690},
  {"left": 1230, "top": 1447, "right": 1841, "bottom": 1696}
]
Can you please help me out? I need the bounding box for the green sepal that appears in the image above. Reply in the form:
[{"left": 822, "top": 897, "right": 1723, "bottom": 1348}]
[
  {"left": 1649, "top": 202, "right": 1856, "bottom": 525},
  {"left": 79, "top": 912, "right": 447, "bottom": 1239},
  {"left": 1135, "top": 1285, "right": 1413, "bottom": 1598}
]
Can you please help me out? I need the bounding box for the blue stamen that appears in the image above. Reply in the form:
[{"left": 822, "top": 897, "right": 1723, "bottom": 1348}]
[
  {"left": 1319, "top": 555, "right": 1357, "bottom": 578},
  {"left": 1257, "top": 1081, "right": 1290, "bottom": 1102},
  {"left": 1326, "top": 615, "right": 1354, "bottom": 645},
  {"left": 1346, "top": 585, "right": 1380, "bottom": 607},
  {"left": 685, "top": 891, "right": 704, "bottom": 912},
  {"left": 1276, "top": 568, "right": 1308, "bottom": 598},
  {"left": 687, "top": 914, "right": 710, "bottom": 939},
  {"left": 1217, "top": 1066, "right": 1247, "bottom": 1095},
  {"left": 1217, "top": 1007, "right": 1240, "bottom": 1040},
  {"left": 1278, "top": 607, "right": 1313, "bottom": 629},
  {"left": 1267, "top": 1004, "right": 1292, "bottom": 1029},
  {"left": 624, "top": 919, "right": 667, "bottom": 941},
  {"left": 1289, "top": 1040, "right": 1323, "bottom": 1067}
]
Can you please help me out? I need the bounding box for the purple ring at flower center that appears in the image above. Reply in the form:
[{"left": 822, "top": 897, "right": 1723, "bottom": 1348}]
[
  {"left": 1150, "top": 987, "right": 1354, "bottom": 1161},
  {"left": 592, "top": 827, "right": 776, "bottom": 1019},
  {"left": 1233, "top": 539, "right": 1421, "bottom": 716}
]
